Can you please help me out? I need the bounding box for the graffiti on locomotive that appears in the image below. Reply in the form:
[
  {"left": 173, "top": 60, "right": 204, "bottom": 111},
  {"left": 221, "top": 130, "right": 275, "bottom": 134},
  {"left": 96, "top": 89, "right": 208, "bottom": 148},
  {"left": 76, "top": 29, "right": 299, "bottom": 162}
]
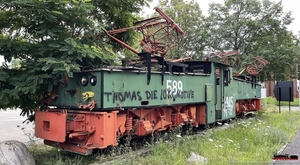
[
  {"left": 104, "top": 79, "right": 195, "bottom": 103},
  {"left": 223, "top": 96, "right": 234, "bottom": 117}
]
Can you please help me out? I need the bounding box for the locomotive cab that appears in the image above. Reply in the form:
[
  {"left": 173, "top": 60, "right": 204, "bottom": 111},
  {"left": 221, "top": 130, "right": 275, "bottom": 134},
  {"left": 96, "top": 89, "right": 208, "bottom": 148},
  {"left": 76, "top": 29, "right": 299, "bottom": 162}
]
[{"left": 49, "top": 70, "right": 101, "bottom": 110}]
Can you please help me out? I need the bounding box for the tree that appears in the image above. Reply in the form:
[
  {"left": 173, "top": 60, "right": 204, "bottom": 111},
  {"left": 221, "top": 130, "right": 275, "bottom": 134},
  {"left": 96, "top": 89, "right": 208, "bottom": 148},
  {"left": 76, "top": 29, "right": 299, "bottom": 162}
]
[
  {"left": 0, "top": 0, "right": 149, "bottom": 117},
  {"left": 157, "top": 0, "right": 208, "bottom": 59},
  {"left": 205, "top": 0, "right": 299, "bottom": 80}
]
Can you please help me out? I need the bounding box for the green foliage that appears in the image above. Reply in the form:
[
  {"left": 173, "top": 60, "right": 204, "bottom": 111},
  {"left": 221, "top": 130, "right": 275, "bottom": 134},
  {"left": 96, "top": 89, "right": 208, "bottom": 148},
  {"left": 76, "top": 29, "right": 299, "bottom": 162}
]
[
  {"left": 0, "top": 0, "right": 149, "bottom": 116},
  {"left": 262, "top": 97, "right": 279, "bottom": 106},
  {"left": 11, "top": 58, "right": 22, "bottom": 68},
  {"left": 263, "top": 97, "right": 299, "bottom": 106},
  {"left": 29, "top": 145, "right": 98, "bottom": 165},
  {"left": 205, "top": 0, "right": 300, "bottom": 80}
]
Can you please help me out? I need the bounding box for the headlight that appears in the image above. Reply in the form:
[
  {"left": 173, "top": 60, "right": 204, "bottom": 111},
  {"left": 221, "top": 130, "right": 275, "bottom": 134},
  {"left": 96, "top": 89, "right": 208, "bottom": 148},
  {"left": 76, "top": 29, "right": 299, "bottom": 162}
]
[
  {"left": 90, "top": 76, "right": 97, "bottom": 86},
  {"left": 81, "top": 76, "right": 88, "bottom": 86}
]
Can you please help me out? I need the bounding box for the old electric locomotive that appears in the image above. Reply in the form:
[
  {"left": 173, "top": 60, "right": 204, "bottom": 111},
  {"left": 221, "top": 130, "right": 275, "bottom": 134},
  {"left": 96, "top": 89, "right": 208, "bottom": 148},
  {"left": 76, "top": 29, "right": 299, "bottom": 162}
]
[{"left": 34, "top": 8, "right": 264, "bottom": 155}]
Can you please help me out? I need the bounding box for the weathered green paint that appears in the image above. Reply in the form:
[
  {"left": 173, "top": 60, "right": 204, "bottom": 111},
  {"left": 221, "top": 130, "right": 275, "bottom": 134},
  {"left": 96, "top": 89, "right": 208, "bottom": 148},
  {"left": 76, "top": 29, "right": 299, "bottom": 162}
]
[
  {"left": 51, "top": 61, "right": 261, "bottom": 125},
  {"left": 205, "top": 84, "right": 213, "bottom": 101},
  {"left": 52, "top": 69, "right": 212, "bottom": 109},
  {"left": 101, "top": 71, "right": 211, "bottom": 108}
]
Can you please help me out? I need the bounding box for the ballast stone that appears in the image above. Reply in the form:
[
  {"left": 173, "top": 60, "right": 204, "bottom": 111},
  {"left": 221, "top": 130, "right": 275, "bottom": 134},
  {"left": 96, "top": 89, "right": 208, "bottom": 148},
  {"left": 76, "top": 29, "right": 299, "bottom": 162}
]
[
  {"left": 0, "top": 140, "right": 35, "bottom": 165},
  {"left": 187, "top": 152, "right": 208, "bottom": 165}
]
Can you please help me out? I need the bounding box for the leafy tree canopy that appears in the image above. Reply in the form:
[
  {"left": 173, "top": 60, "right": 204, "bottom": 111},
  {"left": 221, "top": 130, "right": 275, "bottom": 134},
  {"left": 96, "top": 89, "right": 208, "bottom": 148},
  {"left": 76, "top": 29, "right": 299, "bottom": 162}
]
[
  {"left": 0, "top": 0, "right": 149, "bottom": 116},
  {"left": 205, "top": 0, "right": 300, "bottom": 80}
]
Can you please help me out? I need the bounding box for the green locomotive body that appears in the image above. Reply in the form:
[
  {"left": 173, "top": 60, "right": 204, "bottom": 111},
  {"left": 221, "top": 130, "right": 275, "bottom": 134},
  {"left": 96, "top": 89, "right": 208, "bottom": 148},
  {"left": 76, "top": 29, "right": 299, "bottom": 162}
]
[
  {"left": 36, "top": 59, "right": 261, "bottom": 155},
  {"left": 52, "top": 60, "right": 260, "bottom": 121}
]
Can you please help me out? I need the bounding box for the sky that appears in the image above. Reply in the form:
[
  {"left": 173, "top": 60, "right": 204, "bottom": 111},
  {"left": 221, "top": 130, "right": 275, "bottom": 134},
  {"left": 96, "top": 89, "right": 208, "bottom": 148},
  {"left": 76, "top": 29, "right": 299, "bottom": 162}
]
[{"left": 144, "top": 0, "right": 300, "bottom": 35}]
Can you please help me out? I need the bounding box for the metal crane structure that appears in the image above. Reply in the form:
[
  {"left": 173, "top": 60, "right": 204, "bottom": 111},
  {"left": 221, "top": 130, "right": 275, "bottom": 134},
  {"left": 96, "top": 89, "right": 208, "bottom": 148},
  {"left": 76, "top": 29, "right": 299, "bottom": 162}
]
[
  {"left": 246, "top": 56, "right": 270, "bottom": 75},
  {"left": 99, "top": 7, "right": 269, "bottom": 76},
  {"left": 205, "top": 51, "right": 270, "bottom": 76},
  {"left": 99, "top": 7, "right": 189, "bottom": 62}
]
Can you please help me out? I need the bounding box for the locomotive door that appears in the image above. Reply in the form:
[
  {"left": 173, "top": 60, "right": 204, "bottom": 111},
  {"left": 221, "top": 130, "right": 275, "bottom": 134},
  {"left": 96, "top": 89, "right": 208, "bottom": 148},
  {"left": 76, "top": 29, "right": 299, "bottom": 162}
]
[{"left": 215, "top": 66, "right": 223, "bottom": 120}]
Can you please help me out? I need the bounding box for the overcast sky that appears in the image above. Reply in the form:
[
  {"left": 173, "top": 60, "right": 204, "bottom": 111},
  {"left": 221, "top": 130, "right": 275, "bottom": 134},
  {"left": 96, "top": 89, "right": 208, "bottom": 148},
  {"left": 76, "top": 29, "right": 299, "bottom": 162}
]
[{"left": 144, "top": 0, "right": 300, "bottom": 35}]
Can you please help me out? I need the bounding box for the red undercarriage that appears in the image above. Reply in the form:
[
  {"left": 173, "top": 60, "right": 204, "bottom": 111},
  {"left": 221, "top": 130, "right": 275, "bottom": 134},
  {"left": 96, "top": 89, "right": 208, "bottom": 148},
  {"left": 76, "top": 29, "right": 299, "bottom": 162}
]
[{"left": 35, "top": 99, "right": 260, "bottom": 155}]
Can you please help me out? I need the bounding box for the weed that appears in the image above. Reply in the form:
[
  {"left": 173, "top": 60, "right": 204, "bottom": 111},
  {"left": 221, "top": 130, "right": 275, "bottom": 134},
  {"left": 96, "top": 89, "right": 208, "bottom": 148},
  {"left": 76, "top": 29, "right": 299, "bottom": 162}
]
[
  {"left": 263, "top": 97, "right": 299, "bottom": 106},
  {"left": 123, "top": 111, "right": 300, "bottom": 165}
]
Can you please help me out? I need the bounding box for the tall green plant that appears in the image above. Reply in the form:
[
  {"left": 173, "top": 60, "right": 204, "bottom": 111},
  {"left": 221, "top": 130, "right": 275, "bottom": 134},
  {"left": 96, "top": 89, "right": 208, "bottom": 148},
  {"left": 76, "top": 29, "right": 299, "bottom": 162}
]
[
  {"left": 0, "top": 0, "right": 149, "bottom": 116},
  {"left": 205, "top": 0, "right": 299, "bottom": 80}
]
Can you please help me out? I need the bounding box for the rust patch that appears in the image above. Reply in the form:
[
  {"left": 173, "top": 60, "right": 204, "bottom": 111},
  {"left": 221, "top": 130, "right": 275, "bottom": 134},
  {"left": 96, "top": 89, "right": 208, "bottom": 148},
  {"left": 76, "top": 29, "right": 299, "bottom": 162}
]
[
  {"left": 78, "top": 100, "right": 97, "bottom": 111},
  {"left": 43, "top": 90, "right": 58, "bottom": 104}
]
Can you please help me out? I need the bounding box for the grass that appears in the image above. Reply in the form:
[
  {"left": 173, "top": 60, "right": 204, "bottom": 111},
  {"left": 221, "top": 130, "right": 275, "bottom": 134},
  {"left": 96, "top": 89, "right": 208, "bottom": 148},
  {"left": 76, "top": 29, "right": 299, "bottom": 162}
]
[
  {"left": 29, "top": 143, "right": 113, "bottom": 165},
  {"left": 263, "top": 96, "right": 299, "bottom": 106},
  {"left": 28, "top": 98, "right": 300, "bottom": 165},
  {"left": 116, "top": 110, "right": 300, "bottom": 165}
]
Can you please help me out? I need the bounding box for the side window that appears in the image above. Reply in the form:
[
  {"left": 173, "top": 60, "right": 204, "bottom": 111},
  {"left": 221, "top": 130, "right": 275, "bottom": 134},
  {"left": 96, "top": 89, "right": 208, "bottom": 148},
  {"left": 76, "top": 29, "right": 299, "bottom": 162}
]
[
  {"left": 224, "top": 70, "right": 230, "bottom": 86},
  {"left": 216, "top": 68, "right": 220, "bottom": 85}
]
